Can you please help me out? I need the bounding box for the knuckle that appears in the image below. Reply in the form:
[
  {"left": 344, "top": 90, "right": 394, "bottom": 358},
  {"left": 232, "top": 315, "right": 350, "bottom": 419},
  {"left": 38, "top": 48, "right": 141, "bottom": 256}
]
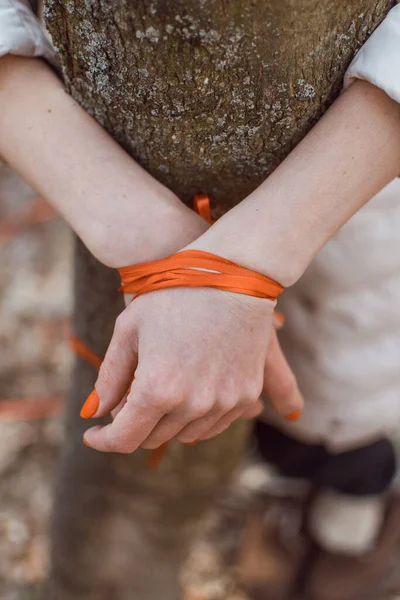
[
  {"left": 157, "top": 391, "right": 181, "bottom": 412},
  {"left": 135, "top": 371, "right": 180, "bottom": 412},
  {"left": 236, "top": 386, "right": 262, "bottom": 411},
  {"left": 139, "top": 386, "right": 179, "bottom": 412},
  {"left": 135, "top": 367, "right": 159, "bottom": 402},
  {"left": 150, "top": 395, "right": 175, "bottom": 412},
  {"left": 244, "top": 377, "right": 263, "bottom": 402},
  {"left": 137, "top": 369, "right": 159, "bottom": 393},
  {"left": 216, "top": 394, "right": 237, "bottom": 413},
  {"left": 192, "top": 397, "right": 214, "bottom": 418},
  {"left": 240, "top": 394, "right": 259, "bottom": 411}
]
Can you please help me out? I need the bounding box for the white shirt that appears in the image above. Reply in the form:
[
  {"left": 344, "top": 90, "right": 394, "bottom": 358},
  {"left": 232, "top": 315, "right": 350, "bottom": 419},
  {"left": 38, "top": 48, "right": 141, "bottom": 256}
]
[{"left": 0, "top": 0, "right": 55, "bottom": 63}]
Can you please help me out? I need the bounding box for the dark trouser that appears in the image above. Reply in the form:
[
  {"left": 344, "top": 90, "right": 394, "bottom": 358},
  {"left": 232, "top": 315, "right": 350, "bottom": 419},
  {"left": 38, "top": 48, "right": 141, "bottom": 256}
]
[{"left": 254, "top": 420, "right": 397, "bottom": 496}]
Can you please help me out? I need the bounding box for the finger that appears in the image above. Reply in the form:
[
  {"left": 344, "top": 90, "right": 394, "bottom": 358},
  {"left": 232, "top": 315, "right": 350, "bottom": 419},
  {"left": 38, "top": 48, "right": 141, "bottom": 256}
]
[
  {"left": 140, "top": 397, "right": 215, "bottom": 450},
  {"left": 80, "top": 310, "right": 138, "bottom": 420},
  {"left": 198, "top": 400, "right": 264, "bottom": 441},
  {"left": 139, "top": 410, "right": 194, "bottom": 450},
  {"left": 273, "top": 311, "right": 285, "bottom": 330},
  {"left": 241, "top": 399, "right": 264, "bottom": 419},
  {"left": 175, "top": 393, "right": 258, "bottom": 444},
  {"left": 83, "top": 381, "right": 165, "bottom": 453},
  {"left": 110, "top": 393, "right": 128, "bottom": 420},
  {"left": 263, "top": 329, "right": 304, "bottom": 420},
  {"left": 175, "top": 383, "right": 264, "bottom": 444},
  {"left": 174, "top": 398, "right": 236, "bottom": 444}
]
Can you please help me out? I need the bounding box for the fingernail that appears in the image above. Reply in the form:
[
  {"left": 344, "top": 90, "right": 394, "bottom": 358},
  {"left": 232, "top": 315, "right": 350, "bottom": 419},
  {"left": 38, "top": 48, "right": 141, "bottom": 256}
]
[
  {"left": 80, "top": 389, "right": 99, "bottom": 418},
  {"left": 285, "top": 409, "right": 302, "bottom": 422},
  {"left": 186, "top": 440, "right": 198, "bottom": 446},
  {"left": 83, "top": 438, "right": 93, "bottom": 448}
]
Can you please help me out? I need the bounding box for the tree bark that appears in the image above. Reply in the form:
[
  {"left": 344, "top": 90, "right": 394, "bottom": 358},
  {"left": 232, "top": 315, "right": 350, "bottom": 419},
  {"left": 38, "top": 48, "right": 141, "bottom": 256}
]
[{"left": 44, "top": 1, "right": 393, "bottom": 599}]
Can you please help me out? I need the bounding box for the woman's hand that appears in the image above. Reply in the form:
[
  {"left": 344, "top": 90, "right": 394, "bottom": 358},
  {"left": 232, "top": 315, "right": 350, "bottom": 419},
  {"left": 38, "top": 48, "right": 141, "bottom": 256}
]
[{"left": 82, "top": 287, "right": 303, "bottom": 453}]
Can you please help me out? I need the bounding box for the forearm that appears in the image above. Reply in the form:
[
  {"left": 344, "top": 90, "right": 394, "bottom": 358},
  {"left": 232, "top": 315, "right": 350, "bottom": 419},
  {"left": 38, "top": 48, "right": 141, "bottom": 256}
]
[
  {"left": 189, "top": 80, "right": 400, "bottom": 286},
  {"left": 0, "top": 55, "right": 207, "bottom": 266}
]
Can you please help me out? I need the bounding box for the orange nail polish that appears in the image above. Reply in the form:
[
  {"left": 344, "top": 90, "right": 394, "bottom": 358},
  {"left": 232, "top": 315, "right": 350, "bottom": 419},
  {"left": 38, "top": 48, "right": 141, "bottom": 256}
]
[
  {"left": 80, "top": 389, "right": 99, "bottom": 419},
  {"left": 285, "top": 409, "right": 302, "bottom": 422},
  {"left": 83, "top": 438, "right": 93, "bottom": 448},
  {"left": 186, "top": 440, "right": 198, "bottom": 446}
]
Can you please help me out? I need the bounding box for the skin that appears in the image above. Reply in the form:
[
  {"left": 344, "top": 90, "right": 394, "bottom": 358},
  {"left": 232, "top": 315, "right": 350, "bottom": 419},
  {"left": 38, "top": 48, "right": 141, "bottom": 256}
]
[
  {"left": 0, "top": 55, "right": 302, "bottom": 445},
  {"left": 85, "top": 79, "right": 400, "bottom": 453},
  {"left": 1, "top": 56, "right": 400, "bottom": 453},
  {"left": 0, "top": 56, "right": 208, "bottom": 267}
]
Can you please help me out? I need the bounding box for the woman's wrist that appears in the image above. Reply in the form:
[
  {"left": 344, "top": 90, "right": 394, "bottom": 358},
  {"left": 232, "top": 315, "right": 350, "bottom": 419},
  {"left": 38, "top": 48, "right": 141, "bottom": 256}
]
[
  {"left": 0, "top": 55, "right": 208, "bottom": 268},
  {"left": 187, "top": 81, "right": 400, "bottom": 287},
  {"left": 89, "top": 199, "right": 209, "bottom": 268},
  {"left": 184, "top": 220, "right": 305, "bottom": 287}
]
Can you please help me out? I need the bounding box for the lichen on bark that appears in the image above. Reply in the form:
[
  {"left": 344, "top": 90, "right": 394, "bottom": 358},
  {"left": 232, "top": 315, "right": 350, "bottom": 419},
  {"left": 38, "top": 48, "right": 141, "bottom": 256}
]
[{"left": 46, "top": 0, "right": 393, "bottom": 215}]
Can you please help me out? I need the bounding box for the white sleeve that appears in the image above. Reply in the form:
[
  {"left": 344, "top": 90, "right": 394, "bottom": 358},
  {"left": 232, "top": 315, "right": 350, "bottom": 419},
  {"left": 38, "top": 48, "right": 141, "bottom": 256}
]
[
  {"left": 344, "top": 4, "right": 400, "bottom": 104},
  {"left": 0, "top": 0, "right": 56, "bottom": 64}
]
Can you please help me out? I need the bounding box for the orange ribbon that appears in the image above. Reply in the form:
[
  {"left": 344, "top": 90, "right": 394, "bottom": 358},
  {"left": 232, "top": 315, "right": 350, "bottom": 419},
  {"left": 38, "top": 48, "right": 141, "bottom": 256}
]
[
  {"left": 118, "top": 250, "right": 283, "bottom": 301},
  {"left": 193, "top": 193, "right": 213, "bottom": 224},
  {"left": 73, "top": 194, "right": 284, "bottom": 466},
  {"left": 69, "top": 335, "right": 103, "bottom": 370}
]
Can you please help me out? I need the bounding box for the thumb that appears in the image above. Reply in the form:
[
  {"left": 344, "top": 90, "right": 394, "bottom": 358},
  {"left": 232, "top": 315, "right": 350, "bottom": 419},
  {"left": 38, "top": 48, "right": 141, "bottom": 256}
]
[
  {"left": 80, "top": 310, "right": 138, "bottom": 419},
  {"left": 263, "top": 328, "right": 304, "bottom": 421}
]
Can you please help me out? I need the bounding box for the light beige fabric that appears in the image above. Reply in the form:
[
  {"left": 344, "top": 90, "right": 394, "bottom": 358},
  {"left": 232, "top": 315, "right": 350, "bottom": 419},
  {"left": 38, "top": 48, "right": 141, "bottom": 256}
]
[
  {"left": 264, "top": 178, "right": 400, "bottom": 451},
  {"left": 0, "top": 0, "right": 55, "bottom": 63},
  {"left": 345, "top": 4, "right": 400, "bottom": 104}
]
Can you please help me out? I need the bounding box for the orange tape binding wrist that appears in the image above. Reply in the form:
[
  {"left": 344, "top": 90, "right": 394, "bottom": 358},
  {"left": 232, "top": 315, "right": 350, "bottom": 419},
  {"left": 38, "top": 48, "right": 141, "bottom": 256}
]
[
  {"left": 71, "top": 194, "right": 284, "bottom": 468},
  {"left": 118, "top": 250, "right": 284, "bottom": 301}
]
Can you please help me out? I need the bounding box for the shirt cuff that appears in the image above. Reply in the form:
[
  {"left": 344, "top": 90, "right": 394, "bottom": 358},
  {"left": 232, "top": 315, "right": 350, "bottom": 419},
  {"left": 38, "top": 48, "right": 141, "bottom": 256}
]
[
  {"left": 0, "top": 0, "right": 56, "bottom": 65},
  {"left": 344, "top": 4, "right": 400, "bottom": 104}
]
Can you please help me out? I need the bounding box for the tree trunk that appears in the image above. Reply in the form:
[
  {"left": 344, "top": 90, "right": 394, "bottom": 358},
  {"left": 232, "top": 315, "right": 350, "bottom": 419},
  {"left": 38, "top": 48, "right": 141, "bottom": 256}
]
[{"left": 44, "top": 1, "right": 393, "bottom": 599}]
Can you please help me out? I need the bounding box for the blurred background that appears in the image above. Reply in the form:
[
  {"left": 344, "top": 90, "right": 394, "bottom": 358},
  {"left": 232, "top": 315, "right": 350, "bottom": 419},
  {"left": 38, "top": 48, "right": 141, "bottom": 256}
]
[
  {"left": 2, "top": 163, "right": 400, "bottom": 600},
  {"left": 0, "top": 163, "right": 304, "bottom": 600},
  {"left": 0, "top": 163, "right": 72, "bottom": 599}
]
